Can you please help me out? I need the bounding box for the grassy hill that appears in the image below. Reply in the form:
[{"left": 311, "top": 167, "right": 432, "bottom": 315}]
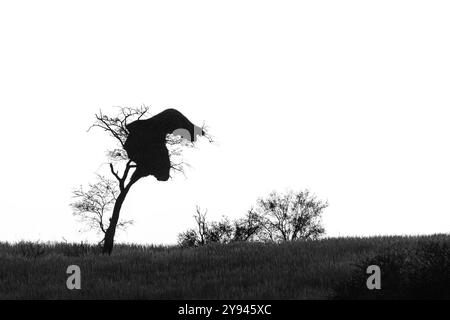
[{"left": 0, "top": 234, "right": 448, "bottom": 299}]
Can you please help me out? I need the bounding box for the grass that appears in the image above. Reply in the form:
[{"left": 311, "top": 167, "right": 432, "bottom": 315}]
[{"left": 0, "top": 234, "right": 448, "bottom": 299}]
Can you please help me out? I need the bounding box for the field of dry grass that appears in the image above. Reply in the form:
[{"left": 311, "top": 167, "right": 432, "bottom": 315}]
[{"left": 0, "top": 234, "right": 448, "bottom": 299}]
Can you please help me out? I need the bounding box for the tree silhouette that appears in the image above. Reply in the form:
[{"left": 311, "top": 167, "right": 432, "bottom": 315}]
[
  {"left": 71, "top": 175, "right": 133, "bottom": 243},
  {"left": 87, "top": 106, "right": 209, "bottom": 254},
  {"left": 255, "top": 190, "right": 328, "bottom": 242}
]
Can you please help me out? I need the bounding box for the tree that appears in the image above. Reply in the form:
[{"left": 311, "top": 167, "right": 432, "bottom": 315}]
[
  {"left": 255, "top": 189, "right": 328, "bottom": 242},
  {"left": 178, "top": 206, "right": 208, "bottom": 247},
  {"left": 81, "top": 106, "right": 209, "bottom": 254},
  {"left": 71, "top": 175, "right": 133, "bottom": 244},
  {"left": 193, "top": 206, "right": 208, "bottom": 246}
]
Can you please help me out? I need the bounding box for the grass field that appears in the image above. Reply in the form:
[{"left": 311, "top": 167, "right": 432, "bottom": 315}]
[{"left": 0, "top": 234, "right": 448, "bottom": 299}]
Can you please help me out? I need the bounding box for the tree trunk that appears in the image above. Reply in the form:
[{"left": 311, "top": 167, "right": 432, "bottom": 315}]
[{"left": 102, "top": 184, "right": 132, "bottom": 255}]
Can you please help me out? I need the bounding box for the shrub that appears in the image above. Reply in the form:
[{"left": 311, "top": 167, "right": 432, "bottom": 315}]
[
  {"left": 177, "top": 207, "right": 262, "bottom": 247},
  {"left": 177, "top": 229, "right": 200, "bottom": 248},
  {"left": 332, "top": 240, "right": 450, "bottom": 299}
]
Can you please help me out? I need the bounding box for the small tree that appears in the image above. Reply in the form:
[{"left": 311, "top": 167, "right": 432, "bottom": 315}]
[
  {"left": 71, "top": 175, "right": 133, "bottom": 244},
  {"left": 194, "top": 206, "right": 208, "bottom": 246},
  {"left": 178, "top": 206, "right": 208, "bottom": 247},
  {"left": 255, "top": 189, "right": 327, "bottom": 242}
]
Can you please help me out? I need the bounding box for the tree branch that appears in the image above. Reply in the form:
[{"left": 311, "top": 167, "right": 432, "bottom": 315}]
[{"left": 109, "top": 163, "right": 121, "bottom": 184}]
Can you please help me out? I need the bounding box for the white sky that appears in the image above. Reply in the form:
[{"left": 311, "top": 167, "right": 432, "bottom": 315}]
[{"left": 0, "top": 1, "right": 449, "bottom": 245}]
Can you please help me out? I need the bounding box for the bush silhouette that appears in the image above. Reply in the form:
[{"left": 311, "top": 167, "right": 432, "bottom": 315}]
[
  {"left": 333, "top": 240, "right": 450, "bottom": 299},
  {"left": 178, "top": 207, "right": 262, "bottom": 247}
]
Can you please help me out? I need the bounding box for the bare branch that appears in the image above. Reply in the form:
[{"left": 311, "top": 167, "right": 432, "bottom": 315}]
[
  {"left": 121, "top": 160, "right": 135, "bottom": 189},
  {"left": 70, "top": 175, "right": 131, "bottom": 240},
  {"left": 109, "top": 163, "right": 121, "bottom": 183}
]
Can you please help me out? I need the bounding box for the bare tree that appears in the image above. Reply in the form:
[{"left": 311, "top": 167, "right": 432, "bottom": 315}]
[
  {"left": 177, "top": 206, "right": 208, "bottom": 247},
  {"left": 255, "top": 190, "right": 328, "bottom": 242},
  {"left": 194, "top": 206, "right": 208, "bottom": 246},
  {"left": 71, "top": 175, "right": 133, "bottom": 244}
]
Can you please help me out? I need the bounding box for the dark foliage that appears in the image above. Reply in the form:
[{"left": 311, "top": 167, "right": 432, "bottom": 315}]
[
  {"left": 178, "top": 189, "right": 328, "bottom": 247},
  {"left": 178, "top": 207, "right": 262, "bottom": 247},
  {"left": 332, "top": 240, "right": 450, "bottom": 299},
  {"left": 177, "top": 229, "right": 200, "bottom": 247}
]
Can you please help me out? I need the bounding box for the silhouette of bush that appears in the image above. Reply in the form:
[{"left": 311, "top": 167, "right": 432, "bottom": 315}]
[
  {"left": 333, "top": 241, "right": 450, "bottom": 299},
  {"left": 178, "top": 219, "right": 237, "bottom": 247},
  {"left": 179, "top": 190, "right": 327, "bottom": 247},
  {"left": 177, "top": 229, "right": 200, "bottom": 248},
  {"left": 178, "top": 209, "right": 261, "bottom": 248}
]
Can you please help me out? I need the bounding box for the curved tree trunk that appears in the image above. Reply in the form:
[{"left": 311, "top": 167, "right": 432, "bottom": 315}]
[
  {"left": 102, "top": 174, "right": 139, "bottom": 255},
  {"left": 102, "top": 189, "right": 128, "bottom": 254}
]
